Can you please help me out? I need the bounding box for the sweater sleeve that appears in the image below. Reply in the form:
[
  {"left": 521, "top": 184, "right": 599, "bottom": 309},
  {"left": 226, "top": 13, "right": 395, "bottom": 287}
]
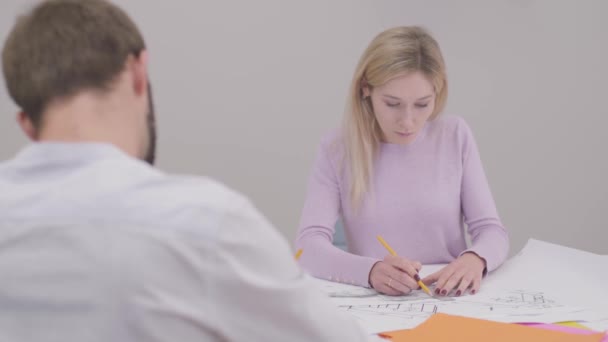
[
  {"left": 458, "top": 119, "right": 510, "bottom": 272},
  {"left": 294, "top": 135, "right": 380, "bottom": 287}
]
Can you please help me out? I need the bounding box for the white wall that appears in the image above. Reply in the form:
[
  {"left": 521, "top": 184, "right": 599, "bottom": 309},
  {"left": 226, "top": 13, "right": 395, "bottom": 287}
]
[{"left": 1, "top": 1, "right": 606, "bottom": 255}]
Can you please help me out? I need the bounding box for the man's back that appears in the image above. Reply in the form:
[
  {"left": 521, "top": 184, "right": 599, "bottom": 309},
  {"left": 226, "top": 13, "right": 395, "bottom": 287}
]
[
  {"left": 0, "top": 143, "right": 371, "bottom": 341},
  {"left": 0, "top": 143, "right": 239, "bottom": 234}
]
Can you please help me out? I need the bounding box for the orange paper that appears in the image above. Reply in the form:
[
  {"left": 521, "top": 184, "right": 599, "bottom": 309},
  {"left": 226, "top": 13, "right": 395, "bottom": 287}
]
[{"left": 379, "top": 314, "right": 605, "bottom": 342}]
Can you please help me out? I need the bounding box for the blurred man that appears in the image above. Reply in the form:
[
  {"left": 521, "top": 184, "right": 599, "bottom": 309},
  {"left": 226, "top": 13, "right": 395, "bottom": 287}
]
[{"left": 0, "top": 0, "right": 371, "bottom": 340}]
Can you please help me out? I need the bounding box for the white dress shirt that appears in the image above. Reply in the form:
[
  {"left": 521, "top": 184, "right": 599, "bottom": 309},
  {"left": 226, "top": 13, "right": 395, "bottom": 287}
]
[{"left": 0, "top": 143, "right": 372, "bottom": 342}]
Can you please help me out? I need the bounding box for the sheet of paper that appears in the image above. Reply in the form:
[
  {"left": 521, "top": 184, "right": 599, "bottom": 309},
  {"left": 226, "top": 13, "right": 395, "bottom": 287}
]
[
  {"left": 311, "top": 277, "right": 378, "bottom": 298},
  {"left": 557, "top": 322, "right": 595, "bottom": 330},
  {"left": 309, "top": 239, "right": 608, "bottom": 335},
  {"left": 584, "top": 319, "right": 608, "bottom": 333},
  {"left": 482, "top": 239, "right": 608, "bottom": 316},
  {"left": 379, "top": 313, "right": 606, "bottom": 342},
  {"left": 330, "top": 288, "right": 600, "bottom": 334},
  {"left": 520, "top": 322, "right": 599, "bottom": 335}
]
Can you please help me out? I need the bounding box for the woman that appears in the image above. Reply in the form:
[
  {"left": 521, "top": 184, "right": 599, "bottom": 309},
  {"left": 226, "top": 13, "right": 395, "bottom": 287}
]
[{"left": 295, "top": 26, "right": 509, "bottom": 297}]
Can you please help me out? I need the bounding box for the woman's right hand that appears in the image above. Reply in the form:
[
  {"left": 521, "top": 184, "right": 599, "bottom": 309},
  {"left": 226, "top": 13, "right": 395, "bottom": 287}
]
[{"left": 368, "top": 256, "right": 422, "bottom": 296}]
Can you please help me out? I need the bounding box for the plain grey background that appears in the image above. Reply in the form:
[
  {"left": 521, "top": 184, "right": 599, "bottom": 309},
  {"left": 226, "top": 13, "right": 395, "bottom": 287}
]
[{"left": 1, "top": 1, "right": 606, "bottom": 256}]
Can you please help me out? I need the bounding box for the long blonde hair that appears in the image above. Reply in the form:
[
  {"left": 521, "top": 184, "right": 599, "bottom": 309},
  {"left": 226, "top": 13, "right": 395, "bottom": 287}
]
[{"left": 343, "top": 26, "right": 448, "bottom": 208}]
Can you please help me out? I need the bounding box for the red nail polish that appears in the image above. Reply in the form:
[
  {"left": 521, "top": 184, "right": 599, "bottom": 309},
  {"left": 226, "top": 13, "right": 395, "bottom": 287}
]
[
  {"left": 456, "top": 290, "right": 462, "bottom": 296},
  {"left": 414, "top": 274, "right": 421, "bottom": 281},
  {"left": 435, "top": 288, "right": 440, "bottom": 295},
  {"left": 441, "top": 289, "right": 447, "bottom": 296},
  {"left": 472, "top": 289, "right": 477, "bottom": 295}
]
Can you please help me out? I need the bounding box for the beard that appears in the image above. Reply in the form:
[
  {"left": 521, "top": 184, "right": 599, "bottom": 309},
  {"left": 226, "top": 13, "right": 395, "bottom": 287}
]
[{"left": 144, "top": 82, "right": 157, "bottom": 165}]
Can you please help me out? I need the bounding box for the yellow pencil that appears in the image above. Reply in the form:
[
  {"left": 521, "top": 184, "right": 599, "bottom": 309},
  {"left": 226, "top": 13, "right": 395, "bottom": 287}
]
[
  {"left": 376, "top": 235, "right": 397, "bottom": 256},
  {"left": 376, "top": 235, "right": 433, "bottom": 297},
  {"left": 294, "top": 248, "right": 303, "bottom": 260}
]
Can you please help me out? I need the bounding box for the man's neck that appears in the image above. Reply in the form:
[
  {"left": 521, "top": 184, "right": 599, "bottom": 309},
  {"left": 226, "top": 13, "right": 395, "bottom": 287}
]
[{"left": 37, "top": 94, "right": 140, "bottom": 160}]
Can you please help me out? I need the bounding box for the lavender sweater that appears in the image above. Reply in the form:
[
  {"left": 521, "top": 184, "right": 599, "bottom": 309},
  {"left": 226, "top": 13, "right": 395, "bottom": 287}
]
[{"left": 295, "top": 116, "right": 509, "bottom": 287}]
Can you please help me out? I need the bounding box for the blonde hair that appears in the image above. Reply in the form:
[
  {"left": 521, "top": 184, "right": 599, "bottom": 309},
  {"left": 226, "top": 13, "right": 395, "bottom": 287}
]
[{"left": 343, "top": 26, "right": 448, "bottom": 208}]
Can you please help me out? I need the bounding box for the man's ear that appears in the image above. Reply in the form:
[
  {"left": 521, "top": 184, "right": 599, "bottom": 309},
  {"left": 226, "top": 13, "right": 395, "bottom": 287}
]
[
  {"left": 131, "top": 50, "right": 149, "bottom": 96},
  {"left": 17, "top": 111, "right": 38, "bottom": 140}
]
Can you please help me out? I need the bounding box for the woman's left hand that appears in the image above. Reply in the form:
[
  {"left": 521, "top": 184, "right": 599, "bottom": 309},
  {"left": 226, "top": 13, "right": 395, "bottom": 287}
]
[{"left": 421, "top": 252, "right": 486, "bottom": 297}]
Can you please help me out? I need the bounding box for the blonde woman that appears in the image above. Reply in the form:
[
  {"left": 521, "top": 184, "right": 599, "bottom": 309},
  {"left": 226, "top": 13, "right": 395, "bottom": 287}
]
[{"left": 295, "top": 26, "right": 509, "bottom": 297}]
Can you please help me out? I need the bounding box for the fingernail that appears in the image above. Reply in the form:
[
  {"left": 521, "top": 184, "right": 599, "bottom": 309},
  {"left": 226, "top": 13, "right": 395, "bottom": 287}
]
[
  {"left": 441, "top": 289, "right": 447, "bottom": 296},
  {"left": 414, "top": 274, "right": 421, "bottom": 281},
  {"left": 456, "top": 290, "right": 462, "bottom": 297},
  {"left": 472, "top": 289, "right": 477, "bottom": 295},
  {"left": 435, "top": 288, "right": 441, "bottom": 295}
]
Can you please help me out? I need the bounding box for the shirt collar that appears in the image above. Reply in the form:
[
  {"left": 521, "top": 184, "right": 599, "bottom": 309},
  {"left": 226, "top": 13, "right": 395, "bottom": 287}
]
[{"left": 12, "top": 142, "right": 133, "bottom": 166}]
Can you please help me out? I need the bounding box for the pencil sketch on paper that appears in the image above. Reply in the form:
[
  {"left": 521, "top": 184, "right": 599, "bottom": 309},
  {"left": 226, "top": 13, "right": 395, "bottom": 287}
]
[
  {"left": 340, "top": 302, "right": 438, "bottom": 320},
  {"left": 488, "top": 290, "right": 557, "bottom": 309},
  {"left": 312, "top": 278, "right": 378, "bottom": 298},
  {"left": 376, "top": 288, "right": 454, "bottom": 302},
  {"left": 313, "top": 277, "right": 445, "bottom": 300},
  {"left": 331, "top": 289, "right": 591, "bottom": 333}
]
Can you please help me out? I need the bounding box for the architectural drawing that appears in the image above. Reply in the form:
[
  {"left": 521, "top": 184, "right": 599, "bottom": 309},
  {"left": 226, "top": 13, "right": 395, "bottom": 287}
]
[
  {"left": 340, "top": 302, "right": 438, "bottom": 320},
  {"left": 488, "top": 290, "right": 557, "bottom": 308},
  {"left": 312, "top": 278, "right": 377, "bottom": 298},
  {"left": 330, "top": 289, "right": 593, "bottom": 334}
]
